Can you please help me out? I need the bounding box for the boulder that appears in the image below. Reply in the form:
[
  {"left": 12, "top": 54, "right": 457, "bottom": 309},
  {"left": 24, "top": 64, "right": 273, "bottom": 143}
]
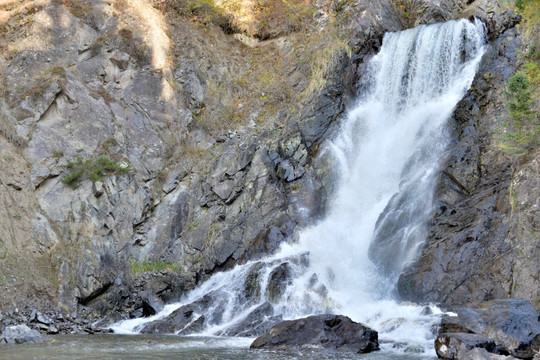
[
  {"left": 250, "top": 314, "right": 379, "bottom": 354},
  {"left": 140, "top": 303, "right": 199, "bottom": 334},
  {"left": 0, "top": 325, "right": 51, "bottom": 345},
  {"left": 140, "top": 291, "right": 165, "bottom": 317},
  {"left": 456, "top": 299, "right": 540, "bottom": 359},
  {"left": 219, "top": 302, "right": 282, "bottom": 337},
  {"left": 265, "top": 263, "right": 293, "bottom": 304}
]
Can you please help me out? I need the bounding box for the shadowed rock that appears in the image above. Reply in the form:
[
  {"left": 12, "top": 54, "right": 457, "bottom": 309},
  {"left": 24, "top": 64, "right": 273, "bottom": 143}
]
[{"left": 250, "top": 314, "right": 379, "bottom": 354}]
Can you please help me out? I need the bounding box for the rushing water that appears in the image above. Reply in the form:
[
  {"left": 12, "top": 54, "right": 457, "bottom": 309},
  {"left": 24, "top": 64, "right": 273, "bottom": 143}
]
[{"left": 101, "top": 19, "right": 487, "bottom": 359}]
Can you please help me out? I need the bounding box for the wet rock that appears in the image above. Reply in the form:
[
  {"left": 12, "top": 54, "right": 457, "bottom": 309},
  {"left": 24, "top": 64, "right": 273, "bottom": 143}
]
[
  {"left": 440, "top": 315, "right": 470, "bottom": 334},
  {"left": 139, "top": 303, "right": 198, "bottom": 334},
  {"left": 456, "top": 299, "right": 540, "bottom": 359},
  {"left": 435, "top": 333, "right": 499, "bottom": 359},
  {"left": 140, "top": 291, "right": 164, "bottom": 317},
  {"left": 177, "top": 315, "right": 206, "bottom": 335},
  {"left": 220, "top": 302, "right": 282, "bottom": 337},
  {"left": 140, "top": 290, "right": 224, "bottom": 334},
  {"left": 243, "top": 262, "right": 263, "bottom": 301},
  {"left": 265, "top": 263, "right": 293, "bottom": 304},
  {"left": 0, "top": 324, "right": 51, "bottom": 344},
  {"left": 397, "top": 25, "right": 540, "bottom": 311},
  {"left": 250, "top": 314, "right": 379, "bottom": 354}
]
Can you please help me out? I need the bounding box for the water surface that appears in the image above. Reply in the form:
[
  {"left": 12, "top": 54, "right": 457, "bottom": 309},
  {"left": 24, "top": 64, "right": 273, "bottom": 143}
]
[{"left": 1, "top": 334, "right": 436, "bottom": 359}]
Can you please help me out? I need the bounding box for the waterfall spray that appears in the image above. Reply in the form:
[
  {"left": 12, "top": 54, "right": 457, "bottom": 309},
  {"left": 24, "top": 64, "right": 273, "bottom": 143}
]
[{"left": 112, "top": 18, "right": 486, "bottom": 356}]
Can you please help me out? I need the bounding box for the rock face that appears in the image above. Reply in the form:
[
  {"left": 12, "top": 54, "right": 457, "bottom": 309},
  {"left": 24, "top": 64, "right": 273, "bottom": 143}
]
[
  {"left": 0, "top": 0, "right": 357, "bottom": 316},
  {"left": 435, "top": 300, "right": 540, "bottom": 360},
  {"left": 0, "top": 0, "right": 538, "bottom": 346},
  {"left": 250, "top": 314, "right": 379, "bottom": 354},
  {"left": 398, "top": 19, "right": 540, "bottom": 311}
]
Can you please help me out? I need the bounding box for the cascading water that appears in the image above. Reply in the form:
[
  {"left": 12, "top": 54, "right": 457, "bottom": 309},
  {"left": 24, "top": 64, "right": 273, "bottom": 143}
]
[{"left": 112, "top": 18, "right": 486, "bottom": 356}]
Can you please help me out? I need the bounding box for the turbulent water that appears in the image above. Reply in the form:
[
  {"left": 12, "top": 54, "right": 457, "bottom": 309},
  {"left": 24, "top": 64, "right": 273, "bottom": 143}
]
[{"left": 111, "top": 19, "right": 487, "bottom": 357}]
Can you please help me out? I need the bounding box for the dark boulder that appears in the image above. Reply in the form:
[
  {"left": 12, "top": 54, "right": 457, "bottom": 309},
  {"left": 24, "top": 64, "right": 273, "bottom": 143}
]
[
  {"left": 456, "top": 299, "right": 540, "bottom": 359},
  {"left": 250, "top": 314, "right": 379, "bottom": 354},
  {"left": 439, "top": 315, "right": 471, "bottom": 334},
  {"left": 140, "top": 303, "right": 199, "bottom": 334},
  {"left": 140, "top": 291, "right": 164, "bottom": 317},
  {"left": 265, "top": 263, "right": 293, "bottom": 304},
  {"left": 219, "top": 302, "right": 282, "bottom": 337}
]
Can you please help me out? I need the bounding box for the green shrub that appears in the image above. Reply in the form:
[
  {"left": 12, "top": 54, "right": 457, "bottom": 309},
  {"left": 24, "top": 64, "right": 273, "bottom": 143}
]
[
  {"left": 131, "top": 260, "right": 177, "bottom": 274},
  {"left": 496, "top": 73, "right": 540, "bottom": 156},
  {"left": 62, "top": 156, "right": 130, "bottom": 189}
]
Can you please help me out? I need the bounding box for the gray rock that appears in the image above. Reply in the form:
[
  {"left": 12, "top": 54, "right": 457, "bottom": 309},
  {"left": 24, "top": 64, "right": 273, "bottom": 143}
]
[
  {"left": 435, "top": 333, "right": 499, "bottom": 360},
  {"left": 219, "top": 302, "right": 282, "bottom": 337},
  {"left": 0, "top": 324, "right": 51, "bottom": 344},
  {"left": 36, "top": 313, "right": 53, "bottom": 325},
  {"left": 265, "top": 263, "right": 293, "bottom": 304},
  {"left": 457, "top": 299, "right": 540, "bottom": 359},
  {"left": 250, "top": 314, "right": 379, "bottom": 353},
  {"left": 93, "top": 181, "right": 104, "bottom": 198},
  {"left": 140, "top": 291, "right": 164, "bottom": 317},
  {"left": 140, "top": 303, "right": 198, "bottom": 334},
  {"left": 398, "top": 25, "right": 540, "bottom": 311}
]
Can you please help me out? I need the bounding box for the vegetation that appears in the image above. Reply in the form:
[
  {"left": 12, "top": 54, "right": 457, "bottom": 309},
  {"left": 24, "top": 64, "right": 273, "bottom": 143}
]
[
  {"left": 23, "top": 66, "right": 66, "bottom": 101},
  {"left": 495, "top": 0, "right": 540, "bottom": 157},
  {"left": 131, "top": 260, "right": 177, "bottom": 274},
  {"left": 302, "top": 26, "right": 351, "bottom": 97},
  {"left": 393, "top": 0, "right": 424, "bottom": 28},
  {"left": 62, "top": 156, "right": 130, "bottom": 189}
]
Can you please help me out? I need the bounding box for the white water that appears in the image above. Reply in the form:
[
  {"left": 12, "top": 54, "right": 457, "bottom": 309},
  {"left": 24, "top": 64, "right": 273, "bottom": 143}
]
[{"left": 112, "top": 19, "right": 486, "bottom": 356}]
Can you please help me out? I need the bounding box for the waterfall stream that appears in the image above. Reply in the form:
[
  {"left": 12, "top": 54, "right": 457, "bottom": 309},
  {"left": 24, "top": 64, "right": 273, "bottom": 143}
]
[{"left": 112, "top": 19, "right": 486, "bottom": 356}]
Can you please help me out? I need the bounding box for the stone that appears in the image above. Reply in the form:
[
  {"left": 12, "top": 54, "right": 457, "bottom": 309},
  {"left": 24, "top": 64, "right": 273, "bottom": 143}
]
[
  {"left": 250, "top": 314, "right": 379, "bottom": 354},
  {"left": 219, "top": 302, "right": 282, "bottom": 337},
  {"left": 36, "top": 313, "right": 53, "bottom": 325},
  {"left": 93, "top": 181, "right": 104, "bottom": 198},
  {"left": 265, "top": 263, "right": 293, "bottom": 304},
  {"left": 440, "top": 315, "right": 470, "bottom": 334},
  {"left": 456, "top": 299, "right": 540, "bottom": 359},
  {"left": 140, "top": 291, "right": 164, "bottom": 317},
  {"left": 435, "top": 333, "right": 499, "bottom": 360},
  {"left": 0, "top": 324, "right": 51, "bottom": 344}
]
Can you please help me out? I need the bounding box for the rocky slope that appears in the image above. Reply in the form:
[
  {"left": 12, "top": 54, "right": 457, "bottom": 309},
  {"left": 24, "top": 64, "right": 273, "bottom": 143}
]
[
  {"left": 0, "top": 0, "right": 395, "bottom": 318},
  {"left": 0, "top": 0, "right": 537, "bottom": 330}
]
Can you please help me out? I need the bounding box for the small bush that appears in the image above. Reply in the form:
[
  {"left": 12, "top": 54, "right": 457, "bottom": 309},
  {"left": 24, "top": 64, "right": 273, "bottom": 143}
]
[
  {"left": 62, "top": 156, "right": 130, "bottom": 189},
  {"left": 496, "top": 73, "right": 540, "bottom": 156}
]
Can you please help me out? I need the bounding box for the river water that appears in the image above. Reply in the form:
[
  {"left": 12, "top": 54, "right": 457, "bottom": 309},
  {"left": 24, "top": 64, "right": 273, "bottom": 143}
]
[
  {"left": 3, "top": 19, "right": 486, "bottom": 360},
  {"left": 0, "top": 334, "right": 435, "bottom": 359}
]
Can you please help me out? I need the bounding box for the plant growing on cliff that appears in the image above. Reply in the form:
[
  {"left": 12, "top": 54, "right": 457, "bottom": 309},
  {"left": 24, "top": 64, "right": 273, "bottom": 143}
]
[
  {"left": 131, "top": 260, "right": 177, "bottom": 274},
  {"left": 393, "top": 0, "right": 424, "bottom": 28},
  {"left": 496, "top": 73, "right": 540, "bottom": 156},
  {"left": 62, "top": 156, "right": 130, "bottom": 189}
]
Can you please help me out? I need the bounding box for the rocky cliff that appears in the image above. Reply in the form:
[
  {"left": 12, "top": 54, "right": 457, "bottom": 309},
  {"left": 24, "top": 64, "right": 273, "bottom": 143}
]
[{"left": 0, "top": 0, "right": 537, "bottom": 324}]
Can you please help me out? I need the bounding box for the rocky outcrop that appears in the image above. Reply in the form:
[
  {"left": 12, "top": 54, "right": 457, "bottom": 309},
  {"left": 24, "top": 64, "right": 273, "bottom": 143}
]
[
  {"left": 435, "top": 299, "right": 540, "bottom": 360},
  {"left": 0, "top": 0, "right": 358, "bottom": 317},
  {"left": 398, "top": 18, "right": 540, "bottom": 311},
  {"left": 250, "top": 314, "right": 379, "bottom": 354}
]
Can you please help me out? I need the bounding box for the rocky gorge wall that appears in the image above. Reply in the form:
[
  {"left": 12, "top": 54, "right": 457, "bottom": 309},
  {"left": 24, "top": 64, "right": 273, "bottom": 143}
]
[{"left": 0, "top": 0, "right": 537, "bottom": 324}]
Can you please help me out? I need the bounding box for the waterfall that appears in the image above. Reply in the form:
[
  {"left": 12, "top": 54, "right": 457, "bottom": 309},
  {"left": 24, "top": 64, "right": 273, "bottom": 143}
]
[{"left": 112, "top": 19, "right": 486, "bottom": 355}]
